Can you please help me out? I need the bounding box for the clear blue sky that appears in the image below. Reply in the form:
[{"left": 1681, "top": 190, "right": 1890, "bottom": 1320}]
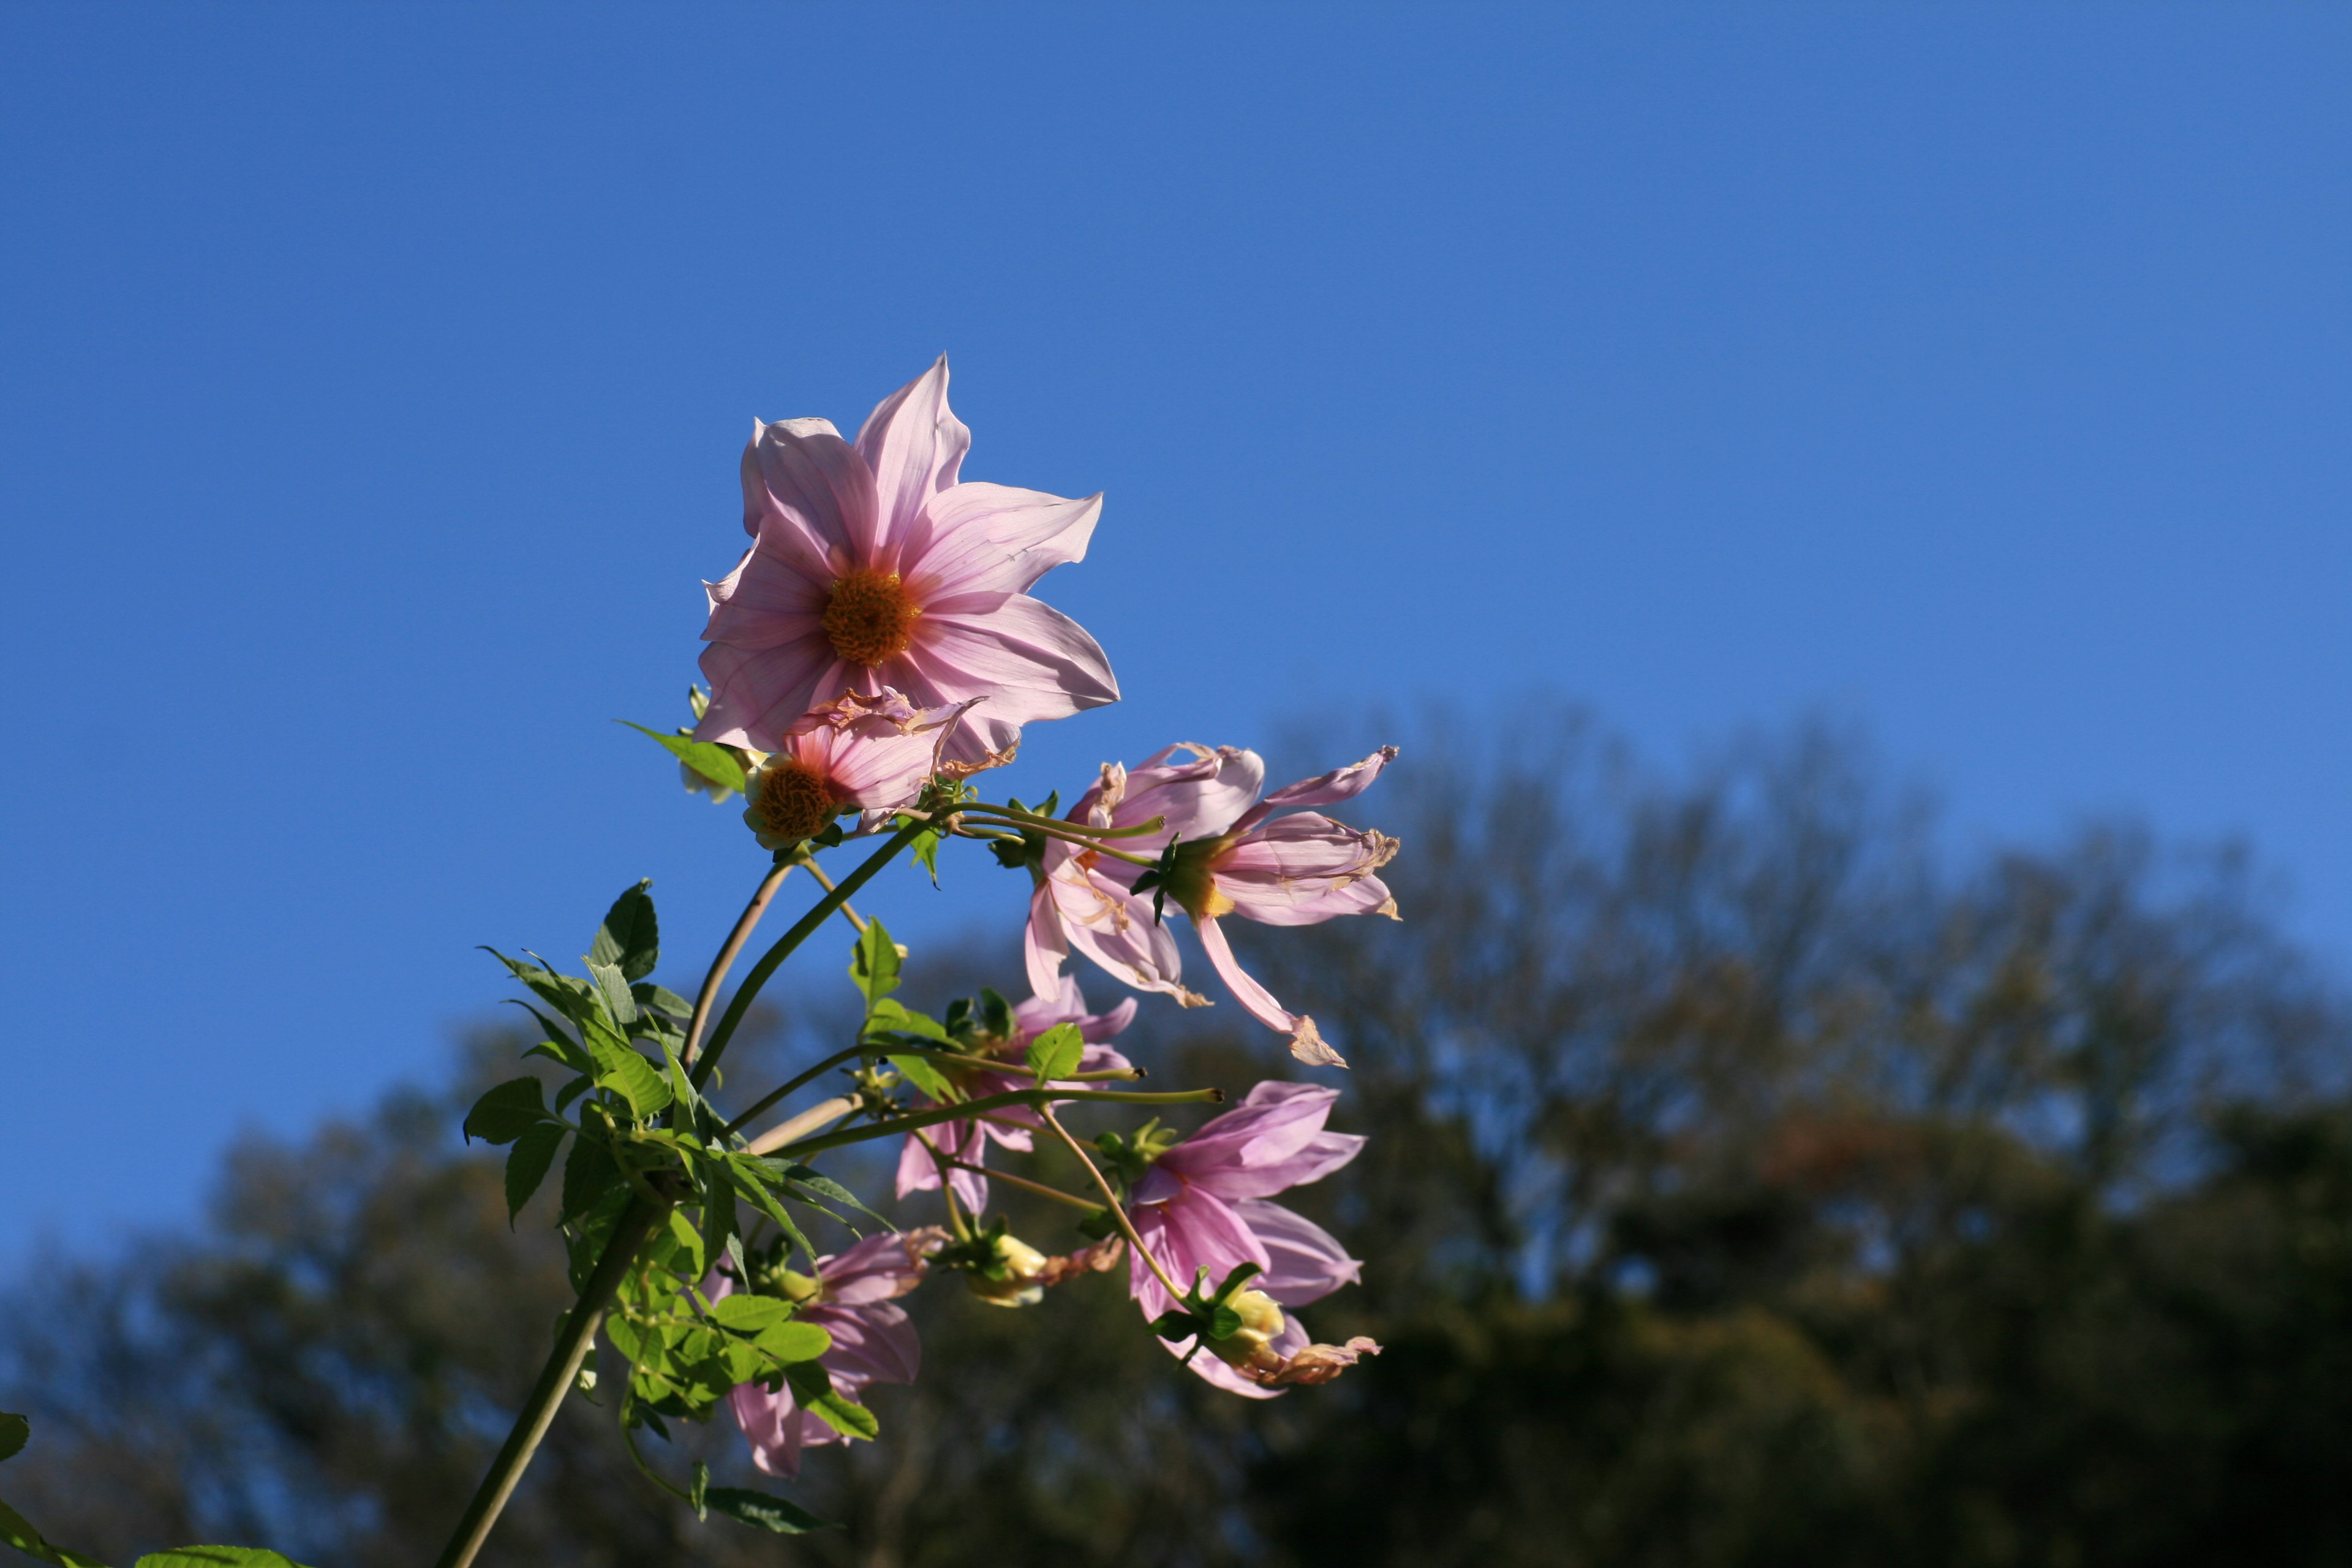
[{"left": 3, "top": 6, "right": 2346, "bottom": 1262}]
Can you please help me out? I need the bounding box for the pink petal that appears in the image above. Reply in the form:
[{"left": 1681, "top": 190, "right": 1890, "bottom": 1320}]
[
  {"left": 817, "top": 1231, "right": 932, "bottom": 1305},
  {"left": 746, "top": 416, "right": 881, "bottom": 568},
  {"left": 1232, "top": 1196, "right": 1363, "bottom": 1305},
  {"left": 903, "top": 481, "right": 1102, "bottom": 601},
  {"left": 853, "top": 357, "right": 970, "bottom": 561},
  {"left": 1109, "top": 745, "right": 1265, "bottom": 843},
  {"left": 729, "top": 1380, "right": 810, "bottom": 1477},
  {"left": 1258, "top": 746, "right": 1398, "bottom": 812},
  {"left": 1196, "top": 918, "right": 1348, "bottom": 1067},
  {"left": 1147, "top": 1080, "right": 1345, "bottom": 1199},
  {"left": 810, "top": 1300, "right": 921, "bottom": 1386},
  {"left": 1127, "top": 1187, "right": 1269, "bottom": 1317},
  {"left": 1024, "top": 879, "right": 1071, "bottom": 998},
  {"left": 1050, "top": 862, "right": 1194, "bottom": 1003},
  {"left": 903, "top": 593, "right": 1120, "bottom": 750},
  {"left": 1212, "top": 815, "right": 1401, "bottom": 927},
  {"left": 694, "top": 637, "right": 847, "bottom": 752}
]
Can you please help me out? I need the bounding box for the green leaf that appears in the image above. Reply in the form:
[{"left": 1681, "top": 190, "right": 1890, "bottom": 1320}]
[
  {"left": 690, "top": 1459, "right": 711, "bottom": 1520},
  {"left": 889, "top": 1053, "right": 956, "bottom": 1102},
  {"left": 589, "top": 878, "right": 661, "bottom": 982},
  {"left": 621, "top": 721, "right": 747, "bottom": 796},
  {"left": 703, "top": 1486, "right": 834, "bottom": 1534},
  {"left": 587, "top": 960, "right": 638, "bottom": 1028},
  {"left": 582, "top": 1028, "right": 673, "bottom": 1121},
  {"left": 709, "top": 1294, "right": 793, "bottom": 1333},
  {"left": 137, "top": 1550, "right": 317, "bottom": 1568},
  {"left": 0, "top": 1412, "right": 23, "bottom": 1464},
  {"left": 560, "top": 1132, "right": 624, "bottom": 1224},
  {"left": 1, "top": 1494, "right": 108, "bottom": 1567},
  {"left": 785, "top": 1365, "right": 878, "bottom": 1441},
  {"left": 462, "top": 1077, "right": 549, "bottom": 1145},
  {"left": 752, "top": 1321, "right": 832, "bottom": 1365},
  {"left": 1026, "top": 1021, "right": 1085, "bottom": 1085},
  {"left": 850, "top": 919, "right": 900, "bottom": 1007},
  {"left": 633, "top": 982, "right": 694, "bottom": 1019},
  {"left": 505, "top": 1121, "right": 566, "bottom": 1222},
  {"left": 864, "top": 997, "right": 948, "bottom": 1042},
  {"left": 724, "top": 1157, "right": 815, "bottom": 1262}
]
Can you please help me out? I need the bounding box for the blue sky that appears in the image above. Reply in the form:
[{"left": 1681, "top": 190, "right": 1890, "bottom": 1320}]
[{"left": 2, "top": 6, "right": 2346, "bottom": 1263}]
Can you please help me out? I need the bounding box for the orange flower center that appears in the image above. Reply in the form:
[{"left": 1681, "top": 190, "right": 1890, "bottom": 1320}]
[
  {"left": 823, "top": 569, "right": 921, "bottom": 666},
  {"left": 752, "top": 759, "right": 840, "bottom": 843}
]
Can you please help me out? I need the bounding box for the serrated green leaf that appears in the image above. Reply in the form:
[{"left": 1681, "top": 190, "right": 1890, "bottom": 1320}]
[
  {"left": 633, "top": 982, "right": 693, "bottom": 1019},
  {"left": 0, "top": 1412, "right": 24, "bottom": 1464},
  {"left": 621, "top": 721, "right": 747, "bottom": 796},
  {"left": 864, "top": 997, "right": 947, "bottom": 1041},
  {"left": 850, "top": 919, "right": 900, "bottom": 1006},
  {"left": 505, "top": 1121, "right": 566, "bottom": 1223},
  {"left": 587, "top": 959, "right": 638, "bottom": 1028},
  {"left": 582, "top": 1029, "right": 673, "bottom": 1121},
  {"left": 560, "top": 1132, "right": 624, "bottom": 1224},
  {"left": 889, "top": 1053, "right": 956, "bottom": 1102},
  {"left": 463, "top": 1076, "right": 549, "bottom": 1145},
  {"left": 1026, "top": 1021, "right": 1085, "bottom": 1085},
  {"left": 703, "top": 1486, "right": 834, "bottom": 1534},
  {"left": 137, "top": 1548, "right": 316, "bottom": 1567},
  {"left": 590, "top": 879, "right": 660, "bottom": 982}
]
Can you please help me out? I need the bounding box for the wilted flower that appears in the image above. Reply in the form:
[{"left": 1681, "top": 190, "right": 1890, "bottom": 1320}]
[
  {"left": 694, "top": 358, "right": 1118, "bottom": 769},
  {"left": 895, "top": 975, "right": 1136, "bottom": 1212},
  {"left": 1030, "top": 744, "right": 1398, "bottom": 1065},
  {"left": 1123, "top": 1081, "right": 1368, "bottom": 1398},
  {"left": 712, "top": 1229, "right": 941, "bottom": 1479},
  {"left": 740, "top": 688, "right": 975, "bottom": 850}
]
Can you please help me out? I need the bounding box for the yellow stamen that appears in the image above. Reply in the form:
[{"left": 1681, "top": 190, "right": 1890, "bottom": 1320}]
[{"left": 823, "top": 568, "right": 921, "bottom": 666}]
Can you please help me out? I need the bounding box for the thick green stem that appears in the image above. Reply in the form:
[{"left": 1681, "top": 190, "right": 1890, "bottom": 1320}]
[
  {"left": 434, "top": 1192, "right": 670, "bottom": 1568},
  {"left": 775, "top": 1086, "right": 1222, "bottom": 1161},
  {"left": 693, "top": 821, "right": 927, "bottom": 1091}
]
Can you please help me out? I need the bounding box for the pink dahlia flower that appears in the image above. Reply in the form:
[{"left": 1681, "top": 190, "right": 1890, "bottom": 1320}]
[
  {"left": 1126, "top": 1081, "right": 1367, "bottom": 1398},
  {"left": 694, "top": 357, "right": 1118, "bottom": 770},
  {"left": 739, "top": 688, "right": 976, "bottom": 850},
  {"left": 895, "top": 975, "right": 1136, "bottom": 1213},
  {"left": 713, "top": 1230, "right": 937, "bottom": 1479},
  {"left": 1027, "top": 744, "right": 1399, "bottom": 1066}
]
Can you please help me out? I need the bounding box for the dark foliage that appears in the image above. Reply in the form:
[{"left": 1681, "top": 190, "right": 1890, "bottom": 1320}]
[{"left": 7, "top": 713, "right": 2350, "bottom": 1567}]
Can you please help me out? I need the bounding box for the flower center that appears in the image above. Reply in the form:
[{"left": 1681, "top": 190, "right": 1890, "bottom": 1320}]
[
  {"left": 823, "top": 569, "right": 921, "bottom": 666},
  {"left": 752, "top": 758, "right": 840, "bottom": 844},
  {"left": 1163, "top": 834, "right": 1239, "bottom": 921}
]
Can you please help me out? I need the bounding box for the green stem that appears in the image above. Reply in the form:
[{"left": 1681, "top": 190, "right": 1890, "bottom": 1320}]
[
  {"left": 722, "top": 1044, "right": 868, "bottom": 1136},
  {"left": 967, "top": 803, "right": 1169, "bottom": 840},
  {"left": 944, "top": 1154, "right": 1107, "bottom": 1213},
  {"left": 775, "top": 1086, "right": 1222, "bottom": 1161},
  {"left": 434, "top": 1192, "right": 671, "bottom": 1568},
  {"left": 693, "top": 821, "right": 927, "bottom": 1090},
  {"left": 682, "top": 860, "right": 794, "bottom": 1069}
]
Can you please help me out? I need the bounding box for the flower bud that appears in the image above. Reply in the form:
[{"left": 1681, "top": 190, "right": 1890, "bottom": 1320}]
[
  {"left": 962, "top": 1233, "right": 1050, "bottom": 1308},
  {"left": 1205, "top": 1287, "right": 1287, "bottom": 1369}
]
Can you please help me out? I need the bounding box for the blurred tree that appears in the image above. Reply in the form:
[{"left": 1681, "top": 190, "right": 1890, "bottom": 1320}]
[{"left": 6, "top": 712, "right": 2347, "bottom": 1567}]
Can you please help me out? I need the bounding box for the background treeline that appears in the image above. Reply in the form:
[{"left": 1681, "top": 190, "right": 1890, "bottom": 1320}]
[{"left": 9, "top": 710, "right": 2351, "bottom": 1567}]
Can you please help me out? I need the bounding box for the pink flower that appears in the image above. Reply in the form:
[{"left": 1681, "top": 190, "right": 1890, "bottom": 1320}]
[
  {"left": 740, "top": 688, "right": 976, "bottom": 850},
  {"left": 1125, "top": 1081, "right": 1366, "bottom": 1398},
  {"left": 714, "top": 1231, "right": 937, "bottom": 1479},
  {"left": 1028, "top": 744, "right": 1399, "bottom": 1066},
  {"left": 895, "top": 975, "right": 1137, "bottom": 1213},
  {"left": 694, "top": 358, "right": 1118, "bottom": 770}
]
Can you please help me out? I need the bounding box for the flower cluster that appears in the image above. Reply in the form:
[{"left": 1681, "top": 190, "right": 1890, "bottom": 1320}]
[{"left": 426, "top": 361, "right": 1404, "bottom": 1555}]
